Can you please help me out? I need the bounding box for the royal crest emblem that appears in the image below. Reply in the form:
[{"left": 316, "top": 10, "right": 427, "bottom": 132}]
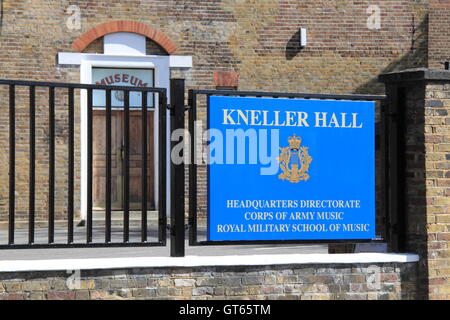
[{"left": 278, "top": 134, "right": 312, "bottom": 183}]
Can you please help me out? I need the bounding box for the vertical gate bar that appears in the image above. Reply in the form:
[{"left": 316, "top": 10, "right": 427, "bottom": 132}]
[
  {"left": 141, "top": 91, "right": 148, "bottom": 242},
  {"left": 8, "top": 85, "right": 15, "bottom": 245},
  {"left": 68, "top": 87, "right": 75, "bottom": 243},
  {"left": 387, "top": 85, "right": 403, "bottom": 252},
  {"left": 87, "top": 89, "right": 93, "bottom": 243},
  {"left": 389, "top": 86, "right": 400, "bottom": 252},
  {"left": 396, "top": 88, "right": 407, "bottom": 252},
  {"left": 170, "top": 79, "right": 185, "bottom": 257},
  {"left": 205, "top": 94, "right": 211, "bottom": 244},
  {"left": 380, "top": 99, "right": 389, "bottom": 243},
  {"left": 158, "top": 91, "right": 167, "bottom": 245},
  {"left": 105, "top": 89, "right": 112, "bottom": 243},
  {"left": 188, "top": 90, "right": 197, "bottom": 245},
  {"left": 29, "top": 85, "right": 36, "bottom": 244},
  {"left": 48, "top": 86, "right": 55, "bottom": 244},
  {"left": 123, "top": 90, "right": 130, "bottom": 242}
]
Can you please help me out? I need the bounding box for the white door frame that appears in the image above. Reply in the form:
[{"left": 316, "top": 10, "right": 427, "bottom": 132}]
[{"left": 79, "top": 54, "right": 171, "bottom": 220}]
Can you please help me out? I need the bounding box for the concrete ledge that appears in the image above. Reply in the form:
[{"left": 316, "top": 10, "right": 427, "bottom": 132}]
[
  {"left": 0, "top": 253, "right": 419, "bottom": 272},
  {"left": 379, "top": 67, "right": 450, "bottom": 83}
]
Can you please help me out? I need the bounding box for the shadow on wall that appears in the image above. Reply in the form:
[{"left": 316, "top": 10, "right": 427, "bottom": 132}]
[
  {"left": 368, "top": 13, "right": 430, "bottom": 299},
  {"left": 285, "top": 28, "right": 305, "bottom": 60},
  {"left": 284, "top": 15, "right": 429, "bottom": 94},
  {"left": 376, "top": 50, "right": 430, "bottom": 299},
  {"left": 285, "top": 13, "right": 431, "bottom": 299},
  {"left": 355, "top": 15, "right": 429, "bottom": 95},
  {"left": 396, "top": 82, "right": 429, "bottom": 300}
]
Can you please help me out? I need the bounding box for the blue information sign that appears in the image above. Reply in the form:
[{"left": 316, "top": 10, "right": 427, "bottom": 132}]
[{"left": 207, "top": 96, "right": 375, "bottom": 241}]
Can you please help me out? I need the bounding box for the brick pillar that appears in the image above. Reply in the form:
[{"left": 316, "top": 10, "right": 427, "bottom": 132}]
[{"left": 380, "top": 68, "right": 450, "bottom": 300}]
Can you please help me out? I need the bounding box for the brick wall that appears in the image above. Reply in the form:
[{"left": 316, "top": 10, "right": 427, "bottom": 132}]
[
  {"left": 424, "top": 80, "right": 450, "bottom": 299},
  {"left": 380, "top": 68, "right": 450, "bottom": 300},
  {"left": 0, "top": 0, "right": 429, "bottom": 225},
  {"left": 0, "top": 262, "right": 418, "bottom": 300},
  {"left": 429, "top": 0, "right": 450, "bottom": 68}
]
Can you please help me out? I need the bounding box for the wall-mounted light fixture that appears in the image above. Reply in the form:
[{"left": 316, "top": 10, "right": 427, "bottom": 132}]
[{"left": 299, "top": 27, "right": 307, "bottom": 47}]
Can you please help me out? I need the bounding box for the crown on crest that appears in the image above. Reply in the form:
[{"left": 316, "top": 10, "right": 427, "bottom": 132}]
[{"left": 288, "top": 134, "right": 302, "bottom": 149}]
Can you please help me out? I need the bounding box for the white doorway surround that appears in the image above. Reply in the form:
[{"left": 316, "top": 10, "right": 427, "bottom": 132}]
[{"left": 58, "top": 33, "right": 192, "bottom": 221}]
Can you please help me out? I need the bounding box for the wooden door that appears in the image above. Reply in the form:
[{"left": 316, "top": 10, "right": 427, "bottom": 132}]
[
  {"left": 128, "top": 111, "right": 155, "bottom": 210},
  {"left": 92, "top": 110, "right": 155, "bottom": 211}
]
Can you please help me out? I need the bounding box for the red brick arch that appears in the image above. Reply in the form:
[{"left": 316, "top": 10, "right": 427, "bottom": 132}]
[{"left": 72, "top": 20, "right": 177, "bottom": 54}]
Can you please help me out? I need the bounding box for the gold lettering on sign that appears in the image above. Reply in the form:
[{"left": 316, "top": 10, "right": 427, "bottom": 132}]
[{"left": 222, "top": 109, "right": 364, "bottom": 128}]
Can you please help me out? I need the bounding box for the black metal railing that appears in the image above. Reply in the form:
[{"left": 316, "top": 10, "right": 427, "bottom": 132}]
[
  {"left": 0, "top": 79, "right": 167, "bottom": 248},
  {"left": 187, "top": 89, "right": 393, "bottom": 249},
  {"left": 0, "top": 79, "right": 401, "bottom": 254}
]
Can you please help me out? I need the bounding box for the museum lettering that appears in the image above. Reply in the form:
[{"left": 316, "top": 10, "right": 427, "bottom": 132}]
[{"left": 95, "top": 73, "right": 149, "bottom": 87}]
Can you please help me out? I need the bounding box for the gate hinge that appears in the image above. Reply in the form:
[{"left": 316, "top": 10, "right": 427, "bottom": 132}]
[
  {"left": 166, "top": 104, "right": 191, "bottom": 112},
  {"left": 167, "top": 224, "right": 189, "bottom": 236}
]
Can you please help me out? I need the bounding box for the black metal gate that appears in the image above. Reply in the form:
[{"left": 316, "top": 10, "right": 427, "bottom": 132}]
[
  {"left": 0, "top": 79, "right": 167, "bottom": 248},
  {"left": 0, "top": 78, "right": 403, "bottom": 254},
  {"left": 177, "top": 88, "right": 395, "bottom": 255}
]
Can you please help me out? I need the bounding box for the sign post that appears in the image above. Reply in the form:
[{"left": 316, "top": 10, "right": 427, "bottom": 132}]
[{"left": 170, "top": 79, "right": 186, "bottom": 257}]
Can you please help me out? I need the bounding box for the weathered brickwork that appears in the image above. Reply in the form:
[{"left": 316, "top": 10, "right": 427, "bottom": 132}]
[
  {"left": 0, "top": 1, "right": 430, "bottom": 224},
  {"left": 424, "top": 81, "right": 450, "bottom": 300},
  {"left": 0, "top": 263, "right": 418, "bottom": 300},
  {"left": 429, "top": 0, "right": 450, "bottom": 68},
  {"left": 380, "top": 69, "right": 450, "bottom": 300},
  {"left": 1, "top": 0, "right": 449, "bottom": 301}
]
